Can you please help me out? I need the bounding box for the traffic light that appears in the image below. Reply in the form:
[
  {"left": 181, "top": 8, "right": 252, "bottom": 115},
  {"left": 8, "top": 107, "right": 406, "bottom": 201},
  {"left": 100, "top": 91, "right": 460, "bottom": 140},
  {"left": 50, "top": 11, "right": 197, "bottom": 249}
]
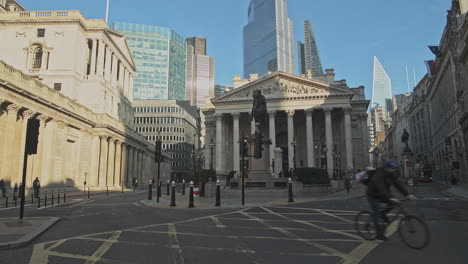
[
  {"left": 25, "top": 119, "right": 40, "bottom": 155},
  {"left": 155, "top": 139, "right": 162, "bottom": 162}
]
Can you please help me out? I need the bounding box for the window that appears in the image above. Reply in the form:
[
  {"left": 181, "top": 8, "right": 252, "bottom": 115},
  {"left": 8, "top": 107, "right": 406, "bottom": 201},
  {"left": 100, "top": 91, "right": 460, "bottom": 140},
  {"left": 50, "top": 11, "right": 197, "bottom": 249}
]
[
  {"left": 32, "top": 47, "right": 43, "bottom": 68},
  {"left": 53, "top": 83, "right": 62, "bottom": 91},
  {"left": 37, "top": 29, "right": 45, "bottom": 38}
]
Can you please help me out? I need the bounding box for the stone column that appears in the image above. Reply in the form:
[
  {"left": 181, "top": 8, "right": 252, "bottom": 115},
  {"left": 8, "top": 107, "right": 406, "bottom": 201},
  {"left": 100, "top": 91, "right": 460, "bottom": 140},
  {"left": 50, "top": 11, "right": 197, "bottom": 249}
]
[
  {"left": 111, "top": 55, "right": 118, "bottom": 87},
  {"left": 119, "top": 64, "right": 125, "bottom": 92},
  {"left": 306, "top": 109, "right": 314, "bottom": 167},
  {"left": 105, "top": 48, "right": 112, "bottom": 82},
  {"left": 107, "top": 138, "right": 116, "bottom": 187},
  {"left": 324, "top": 108, "right": 334, "bottom": 176},
  {"left": 251, "top": 119, "right": 256, "bottom": 135},
  {"left": 133, "top": 148, "right": 139, "bottom": 183},
  {"left": 90, "top": 39, "right": 97, "bottom": 76},
  {"left": 114, "top": 141, "right": 122, "bottom": 187},
  {"left": 127, "top": 146, "right": 134, "bottom": 185},
  {"left": 269, "top": 111, "right": 276, "bottom": 173},
  {"left": 17, "top": 110, "right": 35, "bottom": 184},
  {"left": 287, "top": 110, "right": 295, "bottom": 171},
  {"left": 215, "top": 114, "right": 222, "bottom": 173},
  {"left": 97, "top": 40, "right": 105, "bottom": 77},
  {"left": 120, "top": 143, "right": 128, "bottom": 187},
  {"left": 232, "top": 113, "right": 240, "bottom": 172},
  {"left": 124, "top": 71, "right": 130, "bottom": 97},
  {"left": 98, "top": 135, "right": 109, "bottom": 187},
  {"left": 33, "top": 115, "right": 48, "bottom": 184},
  {"left": 3, "top": 104, "right": 20, "bottom": 184},
  {"left": 344, "top": 107, "right": 353, "bottom": 169}
]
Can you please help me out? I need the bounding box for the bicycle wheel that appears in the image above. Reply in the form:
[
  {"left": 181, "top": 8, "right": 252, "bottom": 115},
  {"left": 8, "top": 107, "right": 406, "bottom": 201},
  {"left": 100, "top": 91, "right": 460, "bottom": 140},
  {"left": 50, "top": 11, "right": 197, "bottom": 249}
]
[
  {"left": 355, "top": 211, "right": 377, "bottom": 240},
  {"left": 398, "top": 215, "right": 430, "bottom": 249}
]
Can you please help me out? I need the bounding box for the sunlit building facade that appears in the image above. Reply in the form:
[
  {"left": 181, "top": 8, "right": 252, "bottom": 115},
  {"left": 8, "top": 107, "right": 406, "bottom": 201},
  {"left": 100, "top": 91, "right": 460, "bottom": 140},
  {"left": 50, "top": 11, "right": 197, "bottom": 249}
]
[
  {"left": 112, "top": 22, "right": 186, "bottom": 100},
  {"left": 243, "top": 0, "right": 295, "bottom": 78},
  {"left": 371, "top": 56, "right": 393, "bottom": 117}
]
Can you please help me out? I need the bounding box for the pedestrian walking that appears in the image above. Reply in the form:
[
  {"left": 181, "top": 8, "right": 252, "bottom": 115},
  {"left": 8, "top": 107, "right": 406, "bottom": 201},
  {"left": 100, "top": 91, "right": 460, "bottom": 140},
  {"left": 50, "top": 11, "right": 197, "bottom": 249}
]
[
  {"left": 33, "top": 177, "right": 40, "bottom": 198},
  {"left": 345, "top": 176, "right": 351, "bottom": 194},
  {"left": 0, "top": 179, "right": 6, "bottom": 198}
]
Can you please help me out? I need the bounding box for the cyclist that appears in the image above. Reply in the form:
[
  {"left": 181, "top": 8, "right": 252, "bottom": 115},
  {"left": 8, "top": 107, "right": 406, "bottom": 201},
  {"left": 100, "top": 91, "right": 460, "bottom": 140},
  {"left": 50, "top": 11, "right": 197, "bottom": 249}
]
[{"left": 366, "top": 161, "right": 416, "bottom": 240}]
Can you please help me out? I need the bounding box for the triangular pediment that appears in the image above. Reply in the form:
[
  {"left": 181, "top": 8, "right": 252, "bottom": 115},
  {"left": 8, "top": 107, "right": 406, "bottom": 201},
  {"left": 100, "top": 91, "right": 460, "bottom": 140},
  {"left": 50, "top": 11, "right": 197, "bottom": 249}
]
[
  {"left": 212, "top": 72, "right": 354, "bottom": 104},
  {"left": 107, "top": 30, "right": 136, "bottom": 70}
]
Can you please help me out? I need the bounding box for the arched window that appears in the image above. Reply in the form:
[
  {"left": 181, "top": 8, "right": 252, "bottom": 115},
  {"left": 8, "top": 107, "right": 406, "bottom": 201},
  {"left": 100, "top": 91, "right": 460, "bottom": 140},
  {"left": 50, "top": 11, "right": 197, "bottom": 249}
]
[{"left": 32, "top": 47, "right": 43, "bottom": 68}]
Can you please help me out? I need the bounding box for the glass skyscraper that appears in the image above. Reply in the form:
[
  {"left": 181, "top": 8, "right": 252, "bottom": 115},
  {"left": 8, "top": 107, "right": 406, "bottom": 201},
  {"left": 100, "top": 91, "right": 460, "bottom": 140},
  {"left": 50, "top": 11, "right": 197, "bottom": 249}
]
[
  {"left": 372, "top": 56, "right": 394, "bottom": 117},
  {"left": 111, "top": 22, "right": 186, "bottom": 100},
  {"left": 243, "top": 0, "right": 295, "bottom": 78},
  {"left": 298, "top": 20, "right": 323, "bottom": 76}
]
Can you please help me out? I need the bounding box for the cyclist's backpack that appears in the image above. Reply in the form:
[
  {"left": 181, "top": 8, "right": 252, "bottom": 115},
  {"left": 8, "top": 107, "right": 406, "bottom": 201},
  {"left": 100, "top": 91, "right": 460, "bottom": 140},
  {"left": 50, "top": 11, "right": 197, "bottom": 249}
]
[{"left": 355, "top": 169, "right": 376, "bottom": 185}]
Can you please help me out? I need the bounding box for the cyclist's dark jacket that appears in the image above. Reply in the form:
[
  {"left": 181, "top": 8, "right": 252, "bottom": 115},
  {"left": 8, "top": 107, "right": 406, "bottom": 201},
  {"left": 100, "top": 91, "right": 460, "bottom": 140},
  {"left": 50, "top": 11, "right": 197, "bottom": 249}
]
[{"left": 366, "top": 168, "right": 409, "bottom": 202}]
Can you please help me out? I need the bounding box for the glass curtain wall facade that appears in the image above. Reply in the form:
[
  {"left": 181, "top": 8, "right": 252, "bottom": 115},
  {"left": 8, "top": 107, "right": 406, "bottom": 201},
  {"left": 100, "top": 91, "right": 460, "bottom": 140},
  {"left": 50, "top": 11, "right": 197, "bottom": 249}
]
[
  {"left": 372, "top": 56, "right": 393, "bottom": 117},
  {"left": 243, "top": 0, "right": 295, "bottom": 78},
  {"left": 302, "top": 20, "right": 323, "bottom": 76},
  {"left": 112, "top": 22, "right": 186, "bottom": 100}
]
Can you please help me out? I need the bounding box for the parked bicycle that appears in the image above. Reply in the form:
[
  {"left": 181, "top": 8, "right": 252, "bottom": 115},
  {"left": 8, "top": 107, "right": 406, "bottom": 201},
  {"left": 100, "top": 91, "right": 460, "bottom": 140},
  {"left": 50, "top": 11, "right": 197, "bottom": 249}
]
[{"left": 355, "top": 200, "right": 430, "bottom": 249}]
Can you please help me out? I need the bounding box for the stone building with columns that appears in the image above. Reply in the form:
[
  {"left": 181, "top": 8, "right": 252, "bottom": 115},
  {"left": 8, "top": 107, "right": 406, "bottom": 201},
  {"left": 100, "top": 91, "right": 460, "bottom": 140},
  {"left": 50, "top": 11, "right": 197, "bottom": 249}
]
[
  {"left": 0, "top": 10, "right": 135, "bottom": 127},
  {"left": 0, "top": 10, "right": 171, "bottom": 189},
  {"left": 0, "top": 60, "right": 169, "bottom": 189},
  {"left": 203, "top": 71, "right": 369, "bottom": 186}
]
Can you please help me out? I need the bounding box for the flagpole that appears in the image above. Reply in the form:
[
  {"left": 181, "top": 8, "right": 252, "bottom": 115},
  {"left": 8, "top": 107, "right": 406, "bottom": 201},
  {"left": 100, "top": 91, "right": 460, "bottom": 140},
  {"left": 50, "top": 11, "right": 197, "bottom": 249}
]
[
  {"left": 105, "top": 0, "right": 110, "bottom": 24},
  {"left": 405, "top": 65, "right": 410, "bottom": 93}
]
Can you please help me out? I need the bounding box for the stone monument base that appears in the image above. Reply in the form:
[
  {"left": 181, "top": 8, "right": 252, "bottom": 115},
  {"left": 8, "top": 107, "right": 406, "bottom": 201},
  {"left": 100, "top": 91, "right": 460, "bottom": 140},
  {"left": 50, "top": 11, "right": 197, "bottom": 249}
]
[{"left": 230, "top": 171, "right": 288, "bottom": 189}]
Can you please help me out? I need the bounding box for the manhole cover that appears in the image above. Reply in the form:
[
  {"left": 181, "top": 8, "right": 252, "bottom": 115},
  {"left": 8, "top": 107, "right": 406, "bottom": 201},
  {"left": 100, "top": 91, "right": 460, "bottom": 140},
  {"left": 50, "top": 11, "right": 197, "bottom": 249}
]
[{"left": 4, "top": 221, "right": 33, "bottom": 227}]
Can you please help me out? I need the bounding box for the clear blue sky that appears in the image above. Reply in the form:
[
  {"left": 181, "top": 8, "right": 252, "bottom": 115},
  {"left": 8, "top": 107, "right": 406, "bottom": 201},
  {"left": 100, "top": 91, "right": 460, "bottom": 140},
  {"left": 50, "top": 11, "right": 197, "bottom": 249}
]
[{"left": 22, "top": 0, "right": 449, "bottom": 99}]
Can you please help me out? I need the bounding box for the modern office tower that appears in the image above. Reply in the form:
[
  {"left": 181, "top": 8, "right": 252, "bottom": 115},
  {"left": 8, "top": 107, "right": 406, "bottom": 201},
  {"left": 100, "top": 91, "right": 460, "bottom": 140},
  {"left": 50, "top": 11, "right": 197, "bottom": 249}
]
[
  {"left": 243, "top": 0, "right": 295, "bottom": 78},
  {"left": 214, "top": 84, "right": 233, "bottom": 97},
  {"left": 133, "top": 100, "right": 199, "bottom": 181},
  {"left": 298, "top": 21, "right": 323, "bottom": 76},
  {"left": 372, "top": 56, "right": 393, "bottom": 117},
  {"left": 111, "top": 22, "right": 186, "bottom": 100},
  {"left": 186, "top": 36, "right": 214, "bottom": 107},
  {"left": 187, "top": 37, "right": 206, "bottom": 56}
]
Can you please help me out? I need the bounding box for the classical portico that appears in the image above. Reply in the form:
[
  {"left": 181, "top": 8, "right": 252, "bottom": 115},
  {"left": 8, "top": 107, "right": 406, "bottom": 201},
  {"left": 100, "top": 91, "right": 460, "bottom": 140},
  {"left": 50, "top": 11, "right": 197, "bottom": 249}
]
[{"left": 203, "top": 71, "right": 370, "bottom": 186}]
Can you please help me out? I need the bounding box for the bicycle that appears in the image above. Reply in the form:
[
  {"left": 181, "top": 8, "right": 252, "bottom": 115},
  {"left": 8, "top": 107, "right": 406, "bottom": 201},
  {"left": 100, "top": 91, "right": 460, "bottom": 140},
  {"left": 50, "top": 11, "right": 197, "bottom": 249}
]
[{"left": 355, "top": 200, "right": 430, "bottom": 249}]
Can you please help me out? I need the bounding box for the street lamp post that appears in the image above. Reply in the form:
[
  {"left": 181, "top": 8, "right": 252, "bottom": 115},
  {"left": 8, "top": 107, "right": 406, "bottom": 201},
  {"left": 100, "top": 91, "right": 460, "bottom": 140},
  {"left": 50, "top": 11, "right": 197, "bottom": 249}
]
[{"left": 291, "top": 137, "right": 297, "bottom": 178}]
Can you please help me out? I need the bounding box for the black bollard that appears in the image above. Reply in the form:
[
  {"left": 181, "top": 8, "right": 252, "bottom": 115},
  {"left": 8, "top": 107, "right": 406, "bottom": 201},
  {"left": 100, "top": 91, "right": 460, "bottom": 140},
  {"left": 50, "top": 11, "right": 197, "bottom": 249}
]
[
  {"left": 63, "top": 189, "right": 66, "bottom": 203},
  {"left": 182, "top": 180, "right": 185, "bottom": 195},
  {"left": 188, "top": 181, "right": 194, "bottom": 208},
  {"left": 57, "top": 192, "right": 60, "bottom": 205},
  {"left": 170, "top": 181, "right": 176, "bottom": 207},
  {"left": 51, "top": 191, "right": 54, "bottom": 206},
  {"left": 288, "top": 178, "right": 294, "bottom": 203},
  {"left": 148, "top": 182, "right": 153, "bottom": 200},
  {"left": 87, "top": 187, "right": 90, "bottom": 199},
  {"left": 45, "top": 191, "right": 48, "bottom": 207},
  {"left": 37, "top": 195, "right": 41, "bottom": 209},
  {"left": 215, "top": 180, "right": 221, "bottom": 207},
  {"left": 157, "top": 180, "right": 162, "bottom": 198},
  {"left": 31, "top": 188, "right": 34, "bottom": 205},
  {"left": 166, "top": 180, "right": 170, "bottom": 196},
  {"left": 5, "top": 191, "right": 8, "bottom": 208}
]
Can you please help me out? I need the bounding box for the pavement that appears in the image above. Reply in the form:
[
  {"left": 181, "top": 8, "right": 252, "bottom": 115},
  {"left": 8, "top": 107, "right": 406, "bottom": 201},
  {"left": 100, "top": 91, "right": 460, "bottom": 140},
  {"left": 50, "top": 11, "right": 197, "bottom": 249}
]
[
  {"left": 443, "top": 184, "right": 468, "bottom": 200},
  {"left": 0, "top": 182, "right": 466, "bottom": 264},
  {"left": 0, "top": 217, "right": 60, "bottom": 249},
  {"left": 141, "top": 183, "right": 366, "bottom": 210}
]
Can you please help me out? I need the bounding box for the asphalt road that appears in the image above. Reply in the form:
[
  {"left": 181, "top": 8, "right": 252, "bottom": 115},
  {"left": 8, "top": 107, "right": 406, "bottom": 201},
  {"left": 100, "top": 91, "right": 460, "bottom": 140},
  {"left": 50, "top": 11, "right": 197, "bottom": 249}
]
[{"left": 0, "top": 183, "right": 467, "bottom": 264}]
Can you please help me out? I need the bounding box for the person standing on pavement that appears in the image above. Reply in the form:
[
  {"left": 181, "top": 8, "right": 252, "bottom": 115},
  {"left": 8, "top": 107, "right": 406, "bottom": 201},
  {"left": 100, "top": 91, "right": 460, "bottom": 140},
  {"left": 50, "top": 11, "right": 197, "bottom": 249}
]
[
  {"left": 345, "top": 176, "right": 351, "bottom": 194},
  {"left": 33, "top": 177, "right": 40, "bottom": 198}
]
